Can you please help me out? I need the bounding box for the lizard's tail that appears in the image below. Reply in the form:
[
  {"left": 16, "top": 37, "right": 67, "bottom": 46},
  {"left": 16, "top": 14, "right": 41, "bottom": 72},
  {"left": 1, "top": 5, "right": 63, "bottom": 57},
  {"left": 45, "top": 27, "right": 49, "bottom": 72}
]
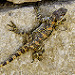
[{"left": 0, "top": 44, "right": 29, "bottom": 67}]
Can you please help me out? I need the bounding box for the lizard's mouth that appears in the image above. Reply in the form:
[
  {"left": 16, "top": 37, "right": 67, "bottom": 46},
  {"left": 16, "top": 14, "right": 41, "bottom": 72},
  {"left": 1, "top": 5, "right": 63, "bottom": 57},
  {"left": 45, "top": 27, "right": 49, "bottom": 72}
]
[{"left": 52, "top": 8, "right": 67, "bottom": 21}]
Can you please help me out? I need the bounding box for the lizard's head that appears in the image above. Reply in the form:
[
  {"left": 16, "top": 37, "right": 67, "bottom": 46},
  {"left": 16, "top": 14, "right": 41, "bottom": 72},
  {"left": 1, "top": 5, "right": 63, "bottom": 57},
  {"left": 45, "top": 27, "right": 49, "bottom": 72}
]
[{"left": 52, "top": 8, "right": 67, "bottom": 22}]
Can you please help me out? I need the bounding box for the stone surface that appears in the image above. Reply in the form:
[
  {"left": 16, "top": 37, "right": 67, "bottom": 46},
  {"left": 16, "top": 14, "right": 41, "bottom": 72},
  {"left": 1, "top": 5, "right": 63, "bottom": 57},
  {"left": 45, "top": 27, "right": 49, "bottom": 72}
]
[
  {"left": 7, "top": 0, "right": 41, "bottom": 4},
  {"left": 0, "top": 0, "right": 75, "bottom": 75}
]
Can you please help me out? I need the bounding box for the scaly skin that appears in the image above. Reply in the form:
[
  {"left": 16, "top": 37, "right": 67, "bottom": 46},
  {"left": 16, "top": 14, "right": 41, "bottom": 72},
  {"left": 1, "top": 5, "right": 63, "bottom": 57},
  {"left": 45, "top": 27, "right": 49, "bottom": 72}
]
[{"left": 0, "top": 8, "right": 67, "bottom": 67}]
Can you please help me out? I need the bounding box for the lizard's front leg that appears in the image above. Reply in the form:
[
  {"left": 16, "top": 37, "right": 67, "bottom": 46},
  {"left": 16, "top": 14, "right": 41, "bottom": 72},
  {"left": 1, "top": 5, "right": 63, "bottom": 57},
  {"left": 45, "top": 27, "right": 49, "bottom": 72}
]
[{"left": 54, "top": 18, "right": 66, "bottom": 30}]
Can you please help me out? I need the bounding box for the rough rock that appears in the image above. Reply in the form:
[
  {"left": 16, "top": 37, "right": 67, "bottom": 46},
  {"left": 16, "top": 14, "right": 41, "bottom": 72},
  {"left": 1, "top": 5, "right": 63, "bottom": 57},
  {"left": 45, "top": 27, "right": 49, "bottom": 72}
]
[
  {"left": 7, "top": 0, "right": 41, "bottom": 4},
  {"left": 0, "top": 0, "right": 75, "bottom": 75}
]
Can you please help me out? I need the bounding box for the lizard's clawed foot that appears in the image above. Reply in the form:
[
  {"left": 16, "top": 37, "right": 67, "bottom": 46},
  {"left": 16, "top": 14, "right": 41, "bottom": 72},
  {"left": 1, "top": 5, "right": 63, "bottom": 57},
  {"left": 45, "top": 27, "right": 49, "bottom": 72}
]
[
  {"left": 31, "top": 49, "right": 45, "bottom": 63},
  {"left": 7, "top": 21, "right": 20, "bottom": 34}
]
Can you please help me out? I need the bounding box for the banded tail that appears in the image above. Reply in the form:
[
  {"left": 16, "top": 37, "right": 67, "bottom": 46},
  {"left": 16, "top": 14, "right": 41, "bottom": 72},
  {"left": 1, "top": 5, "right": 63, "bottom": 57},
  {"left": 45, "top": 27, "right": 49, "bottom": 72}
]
[{"left": 0, "top": 44, "right": 29, "bottom": 67}]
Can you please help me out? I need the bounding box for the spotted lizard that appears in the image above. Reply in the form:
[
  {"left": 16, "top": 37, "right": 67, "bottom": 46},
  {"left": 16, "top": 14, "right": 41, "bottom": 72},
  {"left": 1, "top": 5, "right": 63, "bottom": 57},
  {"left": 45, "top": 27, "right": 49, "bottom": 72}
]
[{"left": 0, "top": 8, "right": 67, "bottom": 67}]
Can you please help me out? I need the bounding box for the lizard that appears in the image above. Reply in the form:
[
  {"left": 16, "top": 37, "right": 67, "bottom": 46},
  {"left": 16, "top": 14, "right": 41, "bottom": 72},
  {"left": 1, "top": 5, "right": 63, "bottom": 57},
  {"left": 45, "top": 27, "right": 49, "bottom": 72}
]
[{"left": 0, "top": 7, "right": 67, "bottom": 67}]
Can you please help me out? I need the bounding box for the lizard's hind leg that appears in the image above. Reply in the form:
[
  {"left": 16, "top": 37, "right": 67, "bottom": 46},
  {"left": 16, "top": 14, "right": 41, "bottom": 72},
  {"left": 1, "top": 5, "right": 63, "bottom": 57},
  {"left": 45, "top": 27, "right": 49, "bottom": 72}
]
[
  {"left": 7, "top": 21, "right": 26, "bottom": 35},
  {"left": 31, "top": 47, "right": 45, "bottom": 63},
  {"left": 7, "top": 21, "right": 31, "bottom": 44}
]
